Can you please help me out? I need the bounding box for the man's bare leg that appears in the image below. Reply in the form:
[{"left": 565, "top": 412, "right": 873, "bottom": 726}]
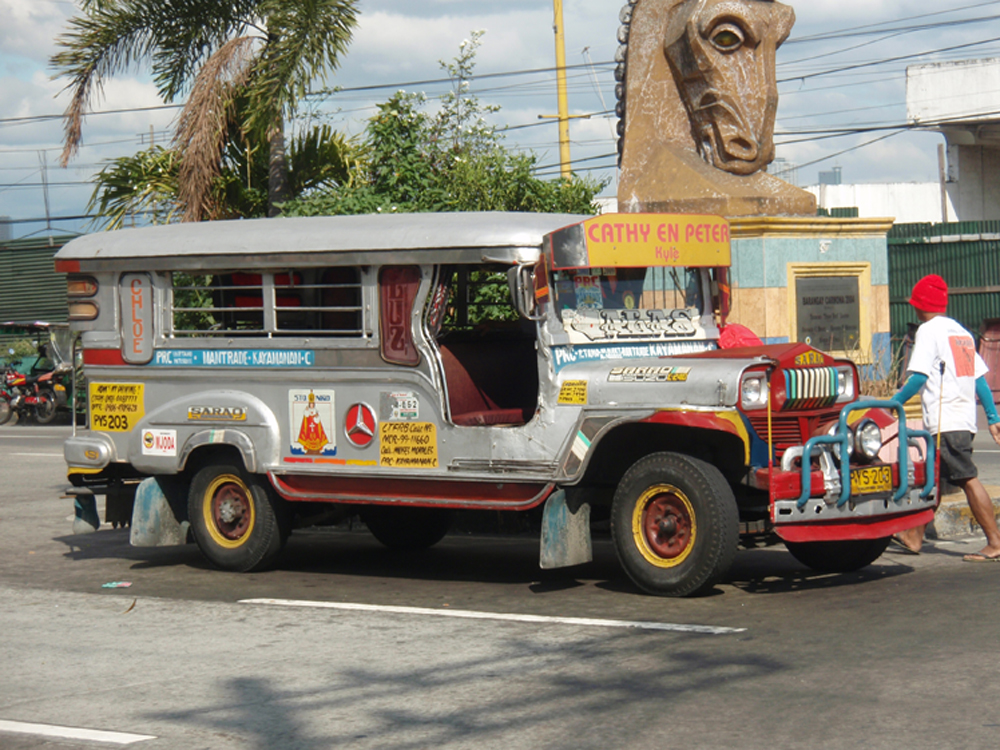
[
  {"left": 959, "top": 477, "right": 1000, "bottom": 560},
  {"left": 894, "top": 524, "right": 925, "bottom": 553}
]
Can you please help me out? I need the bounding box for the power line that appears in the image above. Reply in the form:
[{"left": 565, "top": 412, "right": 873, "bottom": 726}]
[
  {"left": 778, "top": 36, "right": 1000, "bottom": 82},
  {"left": 785, "top": 1, "right": 1000, "bottom": 44}
]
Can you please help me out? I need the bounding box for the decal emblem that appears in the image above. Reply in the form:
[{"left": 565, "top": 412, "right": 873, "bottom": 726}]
[{"left": 345, "top": 403, "right": 377, "bottom": 448}]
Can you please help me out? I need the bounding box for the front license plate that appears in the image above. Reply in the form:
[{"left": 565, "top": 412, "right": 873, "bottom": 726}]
[{"left": 851, "top": 465, "right": 892, "bottom": 495}]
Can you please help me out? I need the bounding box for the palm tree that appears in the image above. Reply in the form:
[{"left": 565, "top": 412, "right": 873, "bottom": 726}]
[{"left": 51, "top": 0, "right": 358, "bottom": 220}]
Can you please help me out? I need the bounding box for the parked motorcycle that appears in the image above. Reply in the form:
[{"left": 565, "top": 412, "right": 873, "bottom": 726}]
[
  {"left": 1, "top": 321, "right": 80, "bottom": 426},
  {"left": 0, "top": 351, "right": 68, "bottom": 425}
]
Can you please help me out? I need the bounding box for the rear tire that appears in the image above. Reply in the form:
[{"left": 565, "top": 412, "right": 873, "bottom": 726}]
[
  {"left": 611, "top": 452, "right": 739, "bottom": 597},
  {"left": 188, "top": 464, "right": 289, "bottom": 572},
  {"left": 362, "top": 506, "right": 452, "bottom": 550},
  {"left": 34, "top": 390, "right": 57, "bottom": 424},
  {"left": 785, "top": 537, "right": 891, "bottom": 573}
]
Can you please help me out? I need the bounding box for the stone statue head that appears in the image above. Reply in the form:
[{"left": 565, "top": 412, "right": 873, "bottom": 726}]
[
  {"left": 663, "top": 0, "right": 794, "bottom": 175},
  {"left": 616, "top": 0, "right": 815, "bottom": 216}
]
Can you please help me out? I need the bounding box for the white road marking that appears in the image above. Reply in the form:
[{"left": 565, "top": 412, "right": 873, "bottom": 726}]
[
  {"left": 241, "top": 598, "right": 746, "bottom": 634},
  {"left": 0, "top": 435, "right": 63, "bottom": 439},
  {"left": 0, "top": 719, "right": 155, "bottom": 744}
]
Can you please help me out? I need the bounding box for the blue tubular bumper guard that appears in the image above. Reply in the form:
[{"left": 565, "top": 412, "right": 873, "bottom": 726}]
[{"left": 795, "top": 399, "right": 936, "bottom": 510}]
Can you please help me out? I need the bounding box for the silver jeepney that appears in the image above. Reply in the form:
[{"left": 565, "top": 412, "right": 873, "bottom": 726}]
[{"left": 58, "top": 212, "right": 936, "bottom": 596}]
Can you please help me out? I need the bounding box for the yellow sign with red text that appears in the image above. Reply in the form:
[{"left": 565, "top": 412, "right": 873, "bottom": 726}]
[{"left": 580, "top": 214, "right": 730, "bottom": 268}]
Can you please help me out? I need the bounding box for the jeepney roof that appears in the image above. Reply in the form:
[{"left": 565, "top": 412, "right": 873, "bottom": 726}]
[{"left": 55, "top": 212, "right": 590, "bottom": 271}]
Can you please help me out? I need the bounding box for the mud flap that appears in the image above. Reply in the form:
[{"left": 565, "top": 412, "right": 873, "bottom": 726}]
[
  {"left": 130, "top": 476, "right": 191, "bottom": 547},
  {"left": 73, "top": 495, "right": 101, "bottom": 534},
  {"left": 539, "top": 489, "right": 593, "bottom": 569}
]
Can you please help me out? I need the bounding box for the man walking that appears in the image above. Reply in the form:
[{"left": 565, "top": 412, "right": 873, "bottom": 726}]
[{"left": 892, "top": 274, "right": 1000, "bottom": 561}]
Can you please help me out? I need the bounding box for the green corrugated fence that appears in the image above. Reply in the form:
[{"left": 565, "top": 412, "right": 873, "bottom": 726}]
[{"left": 888, "top": 221, "right": 1000, "bottom": 343}]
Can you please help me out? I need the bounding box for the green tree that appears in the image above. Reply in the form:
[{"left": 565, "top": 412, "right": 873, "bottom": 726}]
[
  {"left": 51, "top": 0, "right": 358, "bottom": 220},
  {"left": 87, "top": 124, "right": 355, "bottom": 228},
  {"left": 284, "top": 32, "right": 605, "bottom": 217}
]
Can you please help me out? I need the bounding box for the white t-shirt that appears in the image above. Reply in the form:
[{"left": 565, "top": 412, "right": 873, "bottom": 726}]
[{"left": 907, "top": 315, "right": 988, "bottom": 434}]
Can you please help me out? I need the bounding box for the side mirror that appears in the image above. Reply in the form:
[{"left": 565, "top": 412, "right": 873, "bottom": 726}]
[{"left": 508, "top": 264, "right": 544, "bottom": 321}]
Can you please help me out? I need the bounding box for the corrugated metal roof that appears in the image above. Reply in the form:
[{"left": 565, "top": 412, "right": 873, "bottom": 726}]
[{"left": 56, "top": 213, "right": 590, "bottom": 263}]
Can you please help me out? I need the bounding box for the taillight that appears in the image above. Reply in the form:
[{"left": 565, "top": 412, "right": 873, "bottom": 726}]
[
  {"left": 67, "top": 276, "right": 98, "bottom": 297},
  {"left": 68, "top": 301, "right": 99, "bottom": 321},
  {"left": 67, "top": 275, "right": 99, "bottom": 320}
]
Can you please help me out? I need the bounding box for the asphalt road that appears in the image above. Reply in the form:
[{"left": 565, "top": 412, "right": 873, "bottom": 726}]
[{"left": 2, "top": 424, "right": 1000, "bottom": 750}]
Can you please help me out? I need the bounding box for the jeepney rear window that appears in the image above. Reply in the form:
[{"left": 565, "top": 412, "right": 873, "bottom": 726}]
[
  {"left": 551, "top": 267, "right": 703, "bottom": 313},
  {"left": 170, "top": 269, "right": 363, "bottom": 337}
]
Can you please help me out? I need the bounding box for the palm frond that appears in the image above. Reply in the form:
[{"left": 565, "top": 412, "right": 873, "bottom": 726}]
[
  {"left": 51, "top": 2, "right": 162, "bottom": 165},
  {"left": 175, "top": 35, "right": 258, "bottom": 222},
  {"left": 87, "top": 145, "right": 181, "bottom": 230},
  {"left": 246, "top": 0, "right": 358, "bottom": 131},
  {"left": 288, "top": 124, "right": 357, "bottom": 193}
]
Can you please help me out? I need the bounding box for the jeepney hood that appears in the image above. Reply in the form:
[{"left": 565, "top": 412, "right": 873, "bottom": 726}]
[
  {"left": 558, "top": 341, "right": 840, "bottom": 410},
  {"left": 561, "top": 352, "right": 766, "bottom": 409}
]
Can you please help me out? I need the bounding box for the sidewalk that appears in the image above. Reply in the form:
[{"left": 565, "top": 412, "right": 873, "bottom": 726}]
[{"left": 925, "top": 408, "right": 1000, "bottom": 539}]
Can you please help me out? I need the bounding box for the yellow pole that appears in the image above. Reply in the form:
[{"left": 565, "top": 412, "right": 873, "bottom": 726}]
[{"left": 553, "top": 0, "right": 572, "bottom": 179}]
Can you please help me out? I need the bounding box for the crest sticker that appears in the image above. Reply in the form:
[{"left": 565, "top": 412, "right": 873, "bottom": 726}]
[{"left": 290, "top": 389, "right": 336, "bottom": 456}]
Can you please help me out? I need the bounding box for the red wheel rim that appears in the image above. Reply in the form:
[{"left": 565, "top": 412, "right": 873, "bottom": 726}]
[
  {"left": 211, "top": 481, "right": 252, "bottom": 541},
  {"left": 641, "top": 491, "right": 693, "bottom": 560}
]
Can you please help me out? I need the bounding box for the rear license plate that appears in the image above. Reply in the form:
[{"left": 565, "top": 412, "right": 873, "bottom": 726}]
[{"left": 850, "top": 465, "right": 892, "bottom": 495}]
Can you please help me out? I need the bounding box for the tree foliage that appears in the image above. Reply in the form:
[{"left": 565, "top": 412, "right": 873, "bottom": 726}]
[
  {"left": 284, "top": 33, "right": 605, "bottom": 217},
  {"left": 51, "top": 0, "right": 359, "bottom": 219},
  {"left": 88, "top": 124, "right": 355, "bottom": 229}
]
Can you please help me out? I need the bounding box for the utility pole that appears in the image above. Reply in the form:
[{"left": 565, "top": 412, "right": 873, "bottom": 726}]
[
  {"left": 37, "top": 151, "right": 52, "bottom": 232},
  {"left": 552, "top": 0, "right": 571, "bottom": 179}
]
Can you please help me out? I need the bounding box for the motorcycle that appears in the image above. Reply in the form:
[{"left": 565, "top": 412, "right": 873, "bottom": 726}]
[
  {"left": 0, "top": 322, "right": 80, "bottom": 426},
  {"left": 0, "top": 353, "right": 68, "bottom": 425}
]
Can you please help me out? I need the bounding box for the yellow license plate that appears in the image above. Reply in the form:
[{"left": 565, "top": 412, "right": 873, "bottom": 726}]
[{"left": 851, "top": 465, "right": 892, "bottom": 495}]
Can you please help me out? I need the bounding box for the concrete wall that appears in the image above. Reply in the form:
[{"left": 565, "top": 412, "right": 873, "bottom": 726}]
[
  {"left": 906, "top": 58, "right": 1000, "bottom": 223},
  {"left": 727, "top": 217, "right": 894, "bottom": 374},
  {"left": 907, "top": 58, "right": 1000, "bottom": 124},
  {"left": 804, "top": 182, "right": 955, "bottom": 224}
]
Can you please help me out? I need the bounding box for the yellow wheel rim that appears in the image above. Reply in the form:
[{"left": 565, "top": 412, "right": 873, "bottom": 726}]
[
  {"left": 202, "top": 474, "right": 256, "bottom": 549},
  {"left": 631, "top": 484, "right": 697, "bottom": 568}
]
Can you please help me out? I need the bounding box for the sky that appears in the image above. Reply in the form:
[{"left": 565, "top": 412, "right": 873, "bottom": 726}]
[{"left": 1, "top": 0, "right": 999, "bottom": 240}]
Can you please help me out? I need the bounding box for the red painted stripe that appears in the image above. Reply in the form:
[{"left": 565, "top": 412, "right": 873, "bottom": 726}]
[
  {"left": 83, "top": 349, "right": 127, "bottom": 366},
  {"left": 54, "top": 259, "right": 80, "bottom": 273},
  {"left": 268, "top": 472, "right": 552, "bottom": 511},
  {"left": 774, "top": 508, "right": 935, "bottom": 543}
]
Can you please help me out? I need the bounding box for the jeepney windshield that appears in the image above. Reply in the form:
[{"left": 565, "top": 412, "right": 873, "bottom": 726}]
[{"left": 552, "top": 267, "right": 702, "bottom": 314}]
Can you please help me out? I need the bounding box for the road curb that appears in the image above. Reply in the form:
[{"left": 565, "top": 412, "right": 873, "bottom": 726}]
[{"left": 926, "top": 483, "right": 1000, "bottom": 539}]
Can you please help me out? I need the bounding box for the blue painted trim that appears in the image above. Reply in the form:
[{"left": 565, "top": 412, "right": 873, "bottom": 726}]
[{"left": 795, "top": 399, "right": 936, "bottom": 509}]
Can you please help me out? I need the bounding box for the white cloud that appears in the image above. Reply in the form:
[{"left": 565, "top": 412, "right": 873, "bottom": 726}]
[{"left": 0, "top": 0, "right": 68, "bottom": 66}]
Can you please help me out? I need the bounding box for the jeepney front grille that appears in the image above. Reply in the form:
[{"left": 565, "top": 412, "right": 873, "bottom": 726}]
[
  {"left": 745, "top": 414, "right": 805, "bottom": 456},
  {"left": 783, "top": 367, "right": 839, "bottom": 410}
]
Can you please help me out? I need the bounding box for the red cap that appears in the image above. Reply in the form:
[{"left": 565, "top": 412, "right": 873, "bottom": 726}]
[{"left": 909, "top": 274, "right": 948, "bottom": 313}]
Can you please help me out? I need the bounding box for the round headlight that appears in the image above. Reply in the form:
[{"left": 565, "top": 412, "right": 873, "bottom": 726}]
[
  {"left": 854, "top": 419, "right": 882, "bottom": 461},
  {"left": 741, "top": 376, "right": 767, "bottom": 408}
]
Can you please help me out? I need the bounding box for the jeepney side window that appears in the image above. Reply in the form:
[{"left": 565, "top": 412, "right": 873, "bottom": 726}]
[
  {"left": 168, "top": 268, "right": 364, "bottom": 337},
  {"left": 433, "top": 264, "right": 519, "bottom": 333}
]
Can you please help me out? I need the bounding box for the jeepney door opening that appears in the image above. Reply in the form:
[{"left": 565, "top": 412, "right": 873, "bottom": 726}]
[{"left": 424, "top": 264, "right": 539, "bottom": 426}]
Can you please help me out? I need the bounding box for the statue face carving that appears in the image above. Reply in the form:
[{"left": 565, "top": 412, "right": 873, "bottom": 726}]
[{"left": 664, "top": 0, "right": 794, "bottom": 175}]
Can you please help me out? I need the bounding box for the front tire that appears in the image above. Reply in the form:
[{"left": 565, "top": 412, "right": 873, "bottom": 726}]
[
  {"left": 0, "top": 398, "right": 11, "bottom": 426},
  {"left": 785, "top": 537, "right": 891, "bottom": 573},
  {"left": 188, "top": 464, "right": 289, "bottom": 572},
  {"left": 362, "top": 506, "right": 453, "bottom": 550},
  {"left": 34, "top": 390, "right": 57, "bottom": 424},
  {"left": 611, "top": 452, "right": 739, "bottom": 597}
]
